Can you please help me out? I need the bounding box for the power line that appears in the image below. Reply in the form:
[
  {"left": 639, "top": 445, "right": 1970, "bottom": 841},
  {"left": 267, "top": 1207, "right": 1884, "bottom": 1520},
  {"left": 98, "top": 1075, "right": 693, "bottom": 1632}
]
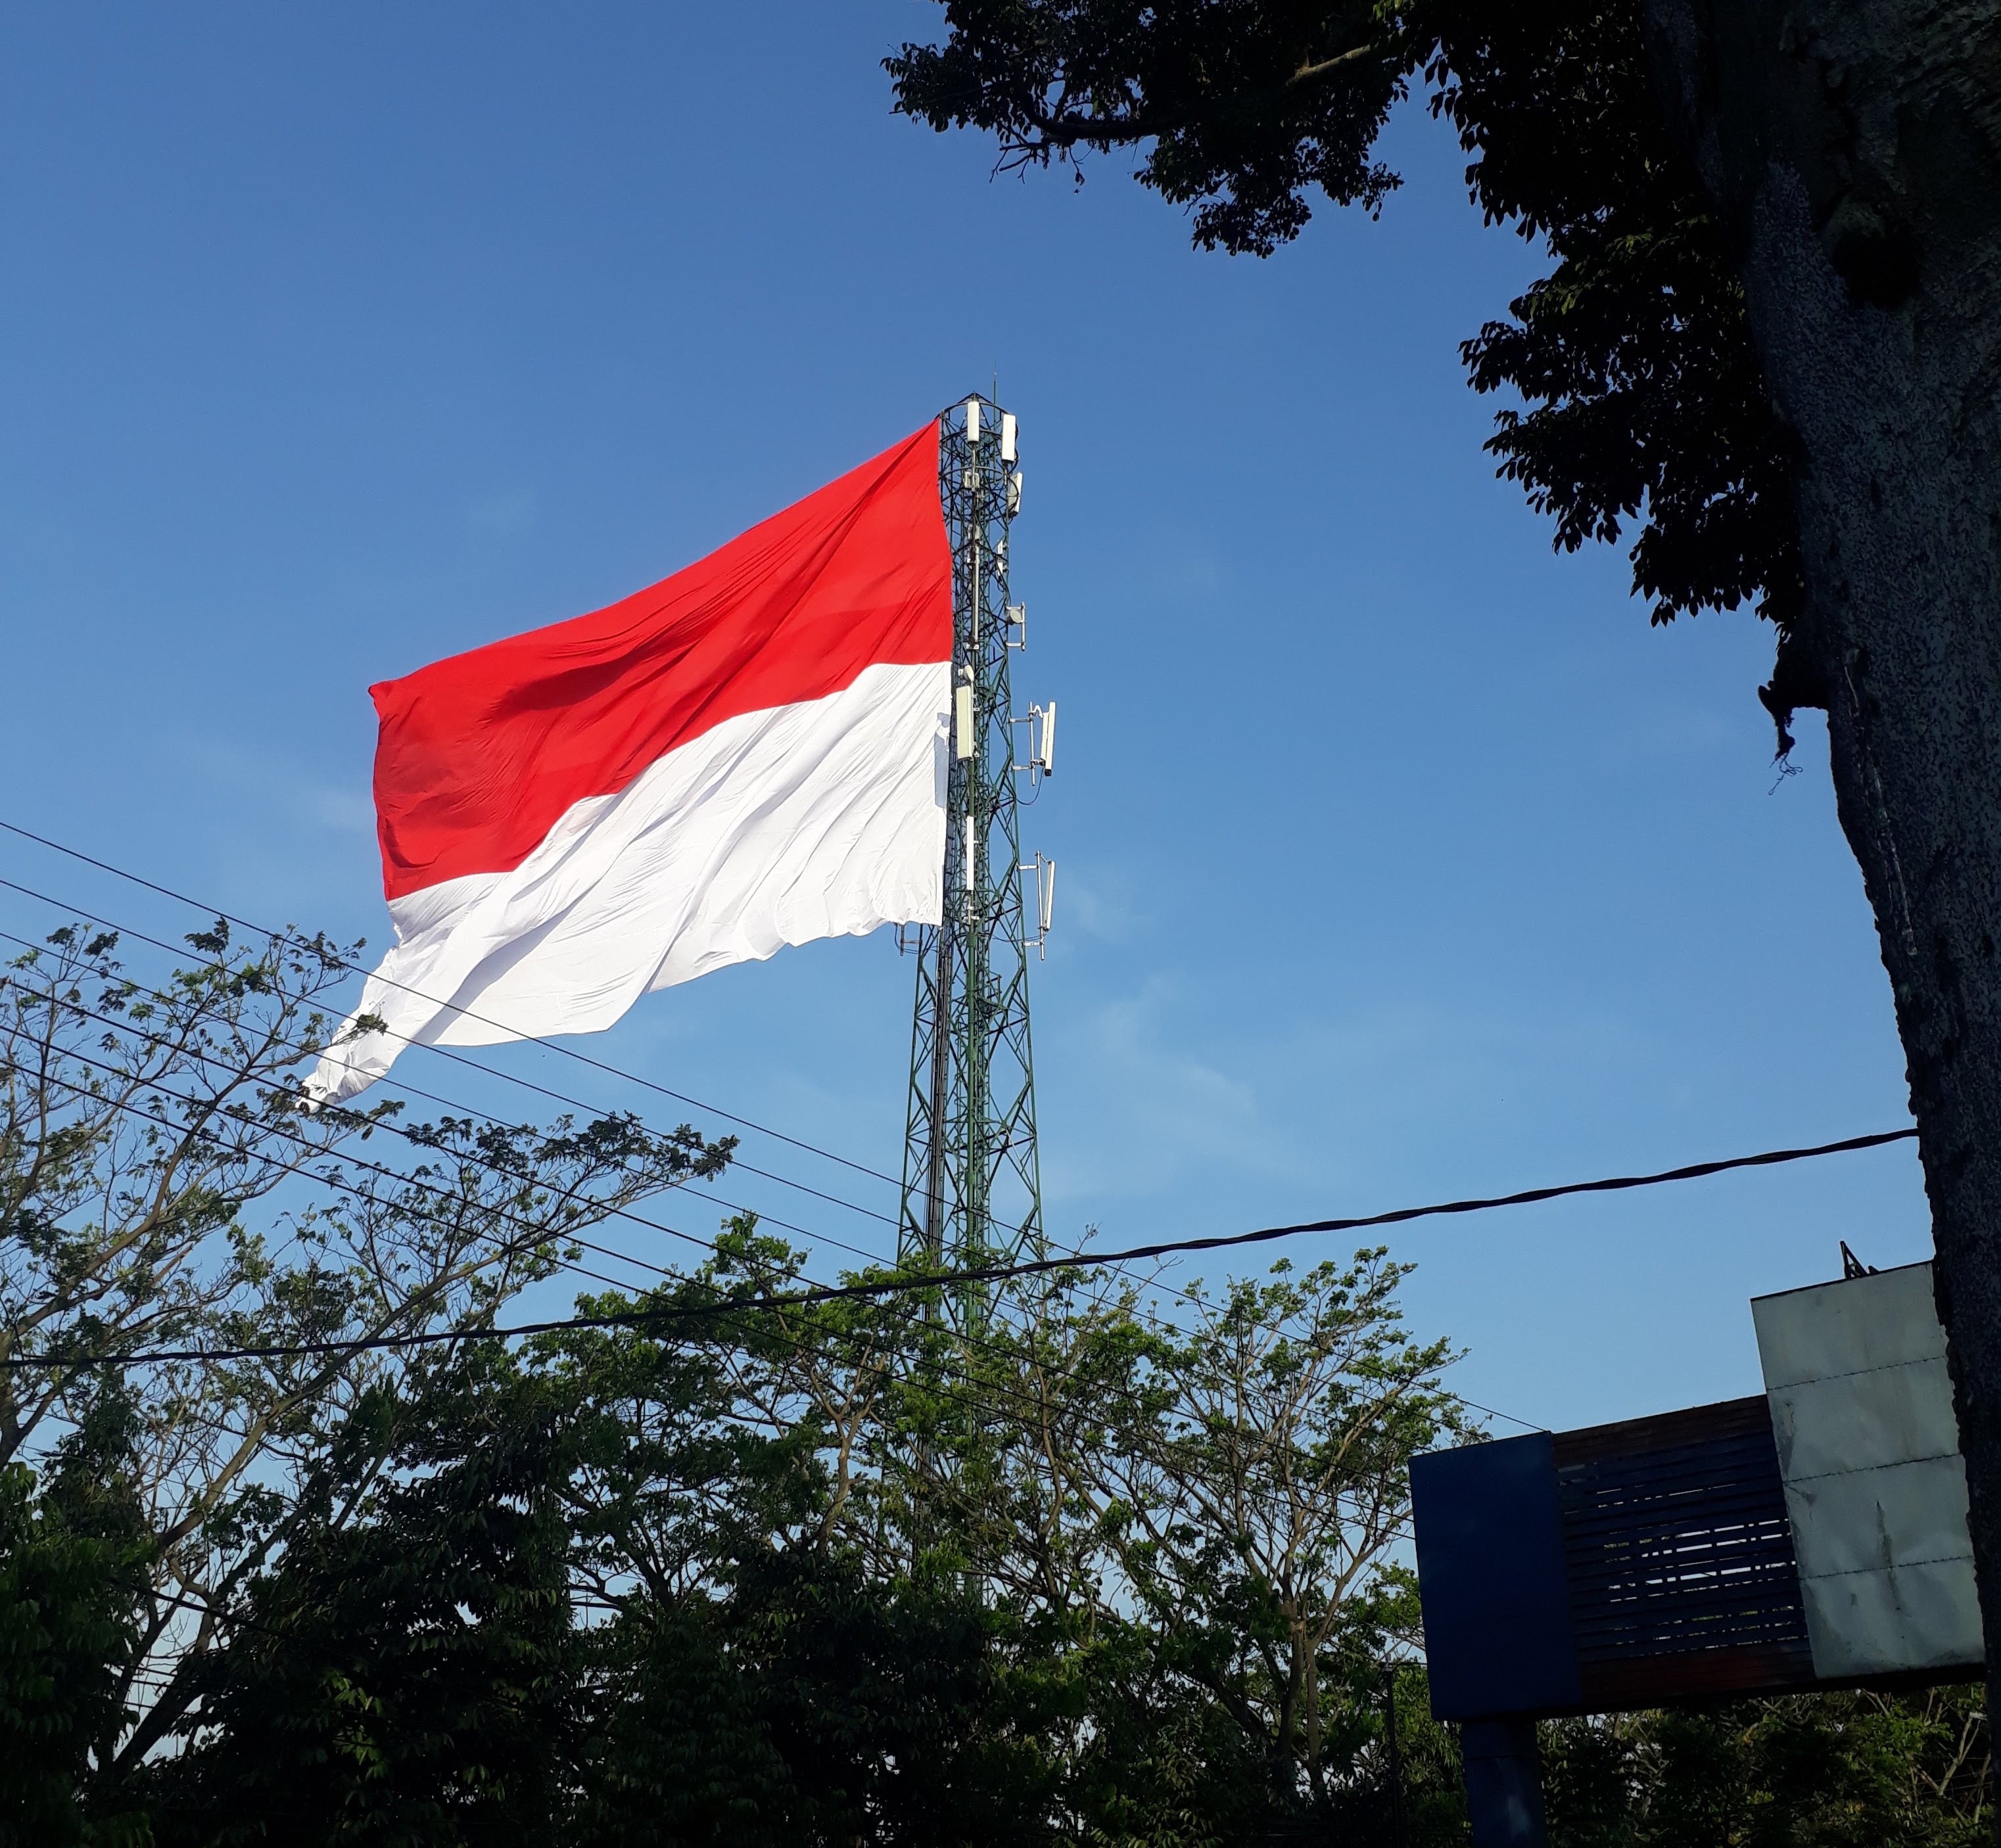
[
  {"left": 0, "top": 862, "right": 1062, "bottom": 1268},
  {"left": 0, "top": 826, "right": 1927, "bottom": 1293},
  {"left": 5, "top": 1120, "right": 1916, "bottom": 1372},
  {"left": 9, "top": 921, "right": 1908, "bottom": 1335},
  {"left": 0, "top": 844, "right": 1533, "bottom": 1370},
  {"left": 9, "top": 1041, "right": 1509, "bottom": 1476},
  {"left": 0, "top": 877, "right": 1328, "bottom": 1347},
  {"left": 0, "top": 920, "right": 885, "bottom": 1268},
  {"left": 0, "top": 918, "right": 1194, "bottom": 1385},
  {"left": 16, "top": 990, "right": 1516, "bottom": 1450},
  {"left": 0, "top": 938, "right": 1123, "bottom": 1404},
  {"left": 0, "top": 894, "right": 1540, "bottom": 1443},
  {"left": 0, "top": 828, "right": 1916, "bottom": 1427},
  {"left": 0, "top": 871, "right": 905, "bottom": 1236},
  {"left": 1093, "top": 1127, "right": 1920, "bottom": 1260},
  {"left": 0, "top": 818, "right": 910, "bottom": 1191}
]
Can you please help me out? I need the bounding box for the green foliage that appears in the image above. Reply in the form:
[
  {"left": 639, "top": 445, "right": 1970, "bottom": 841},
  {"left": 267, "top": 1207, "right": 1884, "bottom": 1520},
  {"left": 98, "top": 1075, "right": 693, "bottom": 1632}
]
[
  {"left": 1423, "top": 1, "right": 1802, "bottom": 631},
  {"left": 1540, "top": 1691, "right": 1993, "bottom": 1846},
  {"left": 44, "top": 1212, "right": 1459, "bottom": 1843},
  {"left": 0, "top": 921, "right": 734, "bottom": 1791},
  {"left": 142, "top": 1358, "right": 573, "bottom": 1847},
  {"left": 0, "top": 1462, "right": 149, "bottom": 1848},
  {"left": 885, "top": 0, "right": 1406, "bottom": 256},
  {"left": 11, "top": 931, "right": 1987, "bottom": 1843},
  {"left": 887, "top": 0, "right": 1803, "bottom": 653}
]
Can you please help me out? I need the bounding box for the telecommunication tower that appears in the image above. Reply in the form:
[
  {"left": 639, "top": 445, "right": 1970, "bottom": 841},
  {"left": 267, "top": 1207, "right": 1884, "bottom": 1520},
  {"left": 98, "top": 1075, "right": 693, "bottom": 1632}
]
[{"left": 899, "top": 395, "right": 1056, "bottom": 1326}]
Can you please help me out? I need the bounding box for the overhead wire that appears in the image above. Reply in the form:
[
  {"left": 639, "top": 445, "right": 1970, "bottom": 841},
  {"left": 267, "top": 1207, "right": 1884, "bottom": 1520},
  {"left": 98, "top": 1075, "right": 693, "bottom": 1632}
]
[
  {"left": 5, "top": 1110, "right": 1916, "bottom": 1375},
  {"left": 0, "top": 818, "right": 912, "bottom": 1190},
  {"left": 0, "top": 875, "right": 907, "bottom": 1244},
  {"left": 0, "top": 858, "right": 1190, "bottom": 1340},
  {"left": 0, "top": 935, "right": 1146, "bottom": 1380},
  {"left": 0, "top": 874, "right": 1461, "bottom": 1374},
  {"left": 0, "top": 860, "right": 1917, "bottom": 1401},
  {"left": 0, "top": 920, "right": 874, "bottom": 1268},
  {"left": 7, "top": 984, "right": 1918, "bottom": 1365},
  {"left": 0, "top": 952, "right": 1544, "bottom": 1471},
  {"left": 0, "top": 856, "right": 1917, "bottom": 1423},
  {"left": 5, "top": 1013, "right": 1538, "bottom": 1529},
  {"left": 13, "top": 1009, "right": 1528, "bottom": 1455}
]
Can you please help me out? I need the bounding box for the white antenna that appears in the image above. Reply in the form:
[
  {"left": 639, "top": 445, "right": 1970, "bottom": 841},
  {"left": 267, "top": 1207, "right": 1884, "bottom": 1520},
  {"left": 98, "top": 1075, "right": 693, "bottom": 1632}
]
[
  {"left": 1006, "top": 470, "right": 1023, "bottom": 517},
  {"left": 1019, "top": 854, "right": 1057, "bottom": 957},
  {"left": 965, "top": 398, "right": 981, "bottom": 444},
  {"left": 955, "top": 676, "right": 975, "bottom": 760},
  {"left": 1000, "top": 411, "right": 1018, "bottom": 462},
  {"left": 1006, "top": 603, "right": 1027, "bottom": 651},
  {"left": 1037, "top": 699, "right": 1056, "bottom": 775}
]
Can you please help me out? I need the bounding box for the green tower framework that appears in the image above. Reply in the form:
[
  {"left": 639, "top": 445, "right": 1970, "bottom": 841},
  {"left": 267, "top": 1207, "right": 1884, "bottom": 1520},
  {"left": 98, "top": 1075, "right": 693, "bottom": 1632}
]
[{"left": 899, "top": 394, "right": 1054, "bottom": 1321}]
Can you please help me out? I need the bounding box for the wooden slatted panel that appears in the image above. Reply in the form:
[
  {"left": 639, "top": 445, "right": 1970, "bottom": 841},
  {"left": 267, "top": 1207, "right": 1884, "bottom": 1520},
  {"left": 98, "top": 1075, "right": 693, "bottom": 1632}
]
[{"left": 1553, "top": 1397, "right": 1814, "bottom": 1703}]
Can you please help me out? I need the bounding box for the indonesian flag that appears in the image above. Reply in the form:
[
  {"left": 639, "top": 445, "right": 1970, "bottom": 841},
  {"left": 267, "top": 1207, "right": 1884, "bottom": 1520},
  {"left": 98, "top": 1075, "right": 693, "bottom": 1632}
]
[{"left": 308, "top": 425, "right": 951, "bottom": 1104}]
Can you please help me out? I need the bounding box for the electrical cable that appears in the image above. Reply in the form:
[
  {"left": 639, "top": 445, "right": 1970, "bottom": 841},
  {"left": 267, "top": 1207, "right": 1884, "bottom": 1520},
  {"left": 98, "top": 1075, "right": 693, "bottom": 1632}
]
[
  {"left": 14, "top": 1023, "right": 1510, "bottom": 1466},
  {"left": 0, "top": 888, "right": 1907, "bottom": 1439},
  {"left": 0, "top": 820, "right": 912, "bottom": 1190},
  {"left": 7, "top": 1024, "right": 1536, "bottom": 1448},
  {"left": 0, "top": 889, "right": 1391, "bottom": 1356},
  {"left": 5, "top": 1112, "right": 1914, "bottom": 1372},
  {"left": 1, "top": 874, "right": 1912, "bottom": 1398},
  {"left": 15, "top": 1122, "right": 1472, "bottom": 1567},
  {"left": 3, "top": 827, "right": 1908, "bottom": 1419},
  {"left": 0, "top": 875, "right": 908, "bottom": 1239},
  {"left": 0, "top": 863, "right": 1099, "bottom": 1290},
  {"left": 0, "top": 848, "right": 1529, "bottom": 1430},
  {"left": 0, "top": 923, "right": 874, "bottom": 1266}
]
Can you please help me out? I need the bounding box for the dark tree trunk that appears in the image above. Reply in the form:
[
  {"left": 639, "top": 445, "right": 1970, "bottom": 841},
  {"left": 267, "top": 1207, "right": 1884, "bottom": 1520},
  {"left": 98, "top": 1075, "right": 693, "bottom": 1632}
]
[{"left": 1643, "top": 0, "right": 2001, "bottom": 1774}]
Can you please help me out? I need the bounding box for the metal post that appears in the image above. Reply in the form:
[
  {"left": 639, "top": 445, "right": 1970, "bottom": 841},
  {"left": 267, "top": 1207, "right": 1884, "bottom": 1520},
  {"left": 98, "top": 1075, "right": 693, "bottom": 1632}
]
[
  {"left": 1460, "top": 1717, "right": 1549, "bottom": 1848},
  {"left": 924, "top": 916, "right": 949, "bottom": 1263}
]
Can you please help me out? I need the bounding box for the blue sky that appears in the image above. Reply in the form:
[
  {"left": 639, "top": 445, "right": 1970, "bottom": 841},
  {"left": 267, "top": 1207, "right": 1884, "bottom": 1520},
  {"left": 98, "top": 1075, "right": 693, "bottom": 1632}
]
[{"left": 0, "top": 1, "right": 1927, "bottom": 1435}]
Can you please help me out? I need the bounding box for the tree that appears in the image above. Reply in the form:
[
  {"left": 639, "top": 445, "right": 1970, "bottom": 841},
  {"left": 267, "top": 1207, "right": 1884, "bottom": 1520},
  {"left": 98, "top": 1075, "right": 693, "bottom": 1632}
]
[
  {"left": 894, "top": 1249, "right": 1469, "bottom": 1824},
  {"left": 45, "top": 1151, "right": 1996, "bottom": 1847},
  {"left": 886, "top": 0, "right": 2001, "bottom": 1755},
  {"left": 527, "top": 1232, "right": 1465, "bottom": 1843},
  {"left": 142, "top": 1354, "right": 575, "bottom": 1848},
  {"left": 1539, "top": 1688, "right": 1994, "bottom": 1844},
  {"left": 0, "top": 1459, "right": 149, "bottom": 1848},
  {"left": 3, "top": 930, "right": 1465, "bottom": 1843},
  {"left": 0, "top": 921, "right": 732, "bottom": 1805}
]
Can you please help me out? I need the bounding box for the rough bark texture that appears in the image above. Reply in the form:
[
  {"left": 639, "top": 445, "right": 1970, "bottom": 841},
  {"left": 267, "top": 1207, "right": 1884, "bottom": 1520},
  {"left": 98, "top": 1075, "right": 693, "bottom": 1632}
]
[{"left": 1642, "top": 0, "right": 2001, "bottom": 1765}]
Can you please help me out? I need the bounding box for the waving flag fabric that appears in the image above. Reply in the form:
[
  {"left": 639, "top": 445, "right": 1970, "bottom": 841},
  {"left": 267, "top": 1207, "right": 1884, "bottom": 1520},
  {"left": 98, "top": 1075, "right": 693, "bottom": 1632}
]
[{"left": 308, "top": 424, "right": 951, "bottom": 1104}]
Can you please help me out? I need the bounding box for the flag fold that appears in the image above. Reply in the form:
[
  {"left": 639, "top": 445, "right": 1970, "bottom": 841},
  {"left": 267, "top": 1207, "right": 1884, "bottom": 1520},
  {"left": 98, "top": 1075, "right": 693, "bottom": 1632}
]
[{"left": 309, "top": 423, "right": 951, "bottom": 1105}]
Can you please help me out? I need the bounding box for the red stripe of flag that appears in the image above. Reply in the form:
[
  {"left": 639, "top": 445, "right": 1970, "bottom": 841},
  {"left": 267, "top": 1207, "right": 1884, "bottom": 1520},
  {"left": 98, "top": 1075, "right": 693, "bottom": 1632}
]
[{"left": 369, "top": 423, "right": 951, "bottom": 901}]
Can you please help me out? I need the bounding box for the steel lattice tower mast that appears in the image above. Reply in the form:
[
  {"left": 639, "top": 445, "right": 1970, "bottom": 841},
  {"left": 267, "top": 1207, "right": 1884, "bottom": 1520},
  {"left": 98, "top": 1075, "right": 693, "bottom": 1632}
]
[{"left": 900, "top": 395, "right": 1054, "bottom": 1325}]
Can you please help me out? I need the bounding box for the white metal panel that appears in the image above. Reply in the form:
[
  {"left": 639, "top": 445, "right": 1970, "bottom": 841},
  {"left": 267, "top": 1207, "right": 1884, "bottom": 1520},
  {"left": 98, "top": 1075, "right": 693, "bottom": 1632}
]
[
  {"left": 1753, "top": 1262, "right": 1944, "bottom": 1387},
  {"left": 1783, "top": 1454, "right": 1973, "bottom": 1580},
  {"left": 1799, "top": 1555, "right": 1983, "bottom": 1679},
  {"left": 1751, "top": 1262, "right": 1983, "bottom": 1676},
  {"left": 1768, "top": 1361, "right": 1961, "bottom": 1479}
]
